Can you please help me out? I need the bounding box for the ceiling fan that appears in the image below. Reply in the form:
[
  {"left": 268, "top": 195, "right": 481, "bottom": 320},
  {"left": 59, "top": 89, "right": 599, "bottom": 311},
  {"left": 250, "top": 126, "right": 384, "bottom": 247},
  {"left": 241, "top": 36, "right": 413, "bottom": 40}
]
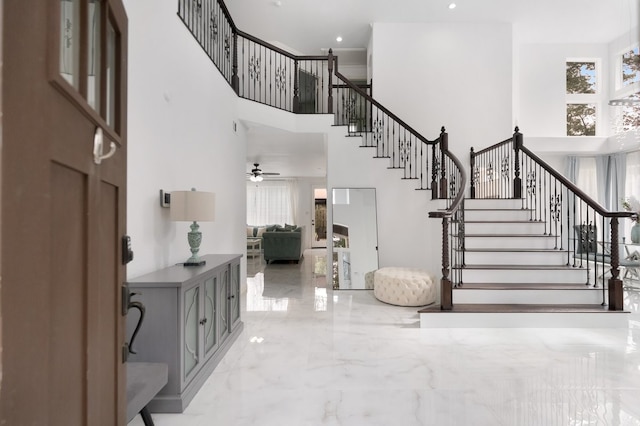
[{"left": 247, "top": 163, "right": 280, "bottom": 182}]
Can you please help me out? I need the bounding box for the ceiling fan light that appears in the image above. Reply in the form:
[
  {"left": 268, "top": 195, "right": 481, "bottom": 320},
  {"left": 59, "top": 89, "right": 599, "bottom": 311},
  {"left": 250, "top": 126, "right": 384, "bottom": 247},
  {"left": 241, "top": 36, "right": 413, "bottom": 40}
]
[{"left": 250, "top": 174, "right": 263, "bottom": 182}]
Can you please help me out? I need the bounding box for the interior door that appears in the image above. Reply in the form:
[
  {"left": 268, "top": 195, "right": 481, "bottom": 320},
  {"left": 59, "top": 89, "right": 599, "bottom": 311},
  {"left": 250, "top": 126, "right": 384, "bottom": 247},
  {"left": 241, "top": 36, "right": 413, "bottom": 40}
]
[
  {"left": 312, "top": 187, "right": 327, "bottom": 248},
  {"left": 1, "top": 1, "right": 128, "bottom": 425}
]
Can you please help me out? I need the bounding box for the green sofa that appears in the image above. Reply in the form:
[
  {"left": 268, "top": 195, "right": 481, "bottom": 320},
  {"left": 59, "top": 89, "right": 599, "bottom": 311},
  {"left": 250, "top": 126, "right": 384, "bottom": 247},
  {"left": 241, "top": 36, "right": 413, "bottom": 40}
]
[{"left": 262, "top": 225, "right": 304, "bottom": 264}]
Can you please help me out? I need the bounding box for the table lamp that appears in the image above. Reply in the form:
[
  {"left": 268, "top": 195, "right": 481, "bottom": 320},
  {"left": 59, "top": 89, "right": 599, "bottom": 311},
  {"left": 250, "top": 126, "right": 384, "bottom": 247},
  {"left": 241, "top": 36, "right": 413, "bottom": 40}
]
[{"left": 170, "top": 188, "right": 216, "bottom": 266}]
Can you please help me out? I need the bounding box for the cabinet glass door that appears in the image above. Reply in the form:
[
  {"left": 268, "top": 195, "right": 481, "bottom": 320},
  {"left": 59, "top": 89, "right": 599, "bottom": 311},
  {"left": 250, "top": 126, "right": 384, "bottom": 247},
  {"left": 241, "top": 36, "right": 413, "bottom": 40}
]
[
  {"left": 218, "top": 268, "right": 230, "bottom": 343},
  {"left": 230, "top": 262, "right": 241, "bottom": 329},
  {"left": 183, "top": 285, "right": 201, "bottom": 381},
  {"left": 203, "top": 276, "right": 218, "bottom": 357}
]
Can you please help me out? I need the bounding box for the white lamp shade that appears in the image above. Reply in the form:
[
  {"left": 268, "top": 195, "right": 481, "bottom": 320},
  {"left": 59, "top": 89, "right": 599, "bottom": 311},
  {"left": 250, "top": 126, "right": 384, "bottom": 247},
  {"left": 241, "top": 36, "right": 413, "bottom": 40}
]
[{"left": 170, "top": 191, "right": 216, "bottom": 222}]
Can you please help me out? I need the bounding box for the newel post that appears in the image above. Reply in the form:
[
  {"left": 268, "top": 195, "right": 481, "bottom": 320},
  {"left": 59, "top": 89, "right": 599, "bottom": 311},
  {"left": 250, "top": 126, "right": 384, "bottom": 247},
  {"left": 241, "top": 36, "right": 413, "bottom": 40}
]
[
  {"left": 470, "top": 147, "right": 476, "bottom": 199},
  {"left": 293, "top": 60, "right": 300, "bottom": 113},
  {"left": 608, "top": 217, "right": 624, "bottom": 310},
  {"left": 439, "top": 127, "right": 448, "bottom": 200},
  {"left": 513, "top": 127, "right": 522, "bottom": 199},
  {"left": 327, "top": 49, "right": 334, "bottom": 114},
  {"left": 231, "top": 32, "right": 240, "bottom": 94},
  {"left": 431, "top": 143, "right": 438, "bottom": 200},
  {"left": 441, "top": 216, "right": 453, "bottom": 310}
]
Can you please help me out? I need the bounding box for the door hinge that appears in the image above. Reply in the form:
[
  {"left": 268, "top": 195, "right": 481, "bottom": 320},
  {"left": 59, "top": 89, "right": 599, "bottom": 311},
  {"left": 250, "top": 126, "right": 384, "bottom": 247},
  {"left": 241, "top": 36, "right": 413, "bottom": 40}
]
[
  {"left": 122, "top": 343, "right": 129, "bottom": 363},
  {"left": 122, "top": 283, "right": 131, "bottom": 316}
]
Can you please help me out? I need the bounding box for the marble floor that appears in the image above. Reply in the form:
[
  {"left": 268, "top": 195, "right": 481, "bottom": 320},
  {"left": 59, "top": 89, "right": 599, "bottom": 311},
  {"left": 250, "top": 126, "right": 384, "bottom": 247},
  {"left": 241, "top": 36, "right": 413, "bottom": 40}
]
[{"left": 129, "top": 249, "right": 640, "bottom": 426}]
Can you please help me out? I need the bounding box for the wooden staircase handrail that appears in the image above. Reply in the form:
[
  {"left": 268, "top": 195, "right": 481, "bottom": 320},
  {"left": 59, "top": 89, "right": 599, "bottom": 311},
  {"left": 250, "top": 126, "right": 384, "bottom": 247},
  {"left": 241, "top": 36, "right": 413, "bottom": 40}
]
[
  {"left": 472, "top": 137, "right": 511, "bottom": 157},
  {"left": 235, "top": 29, "right": 329, "bottom": 62},
  {"left": 332, "top": 54, "right": 438, "bottom": 146},
  {"left": 518, "top": 143, "right": 634, "bottom": 220}
]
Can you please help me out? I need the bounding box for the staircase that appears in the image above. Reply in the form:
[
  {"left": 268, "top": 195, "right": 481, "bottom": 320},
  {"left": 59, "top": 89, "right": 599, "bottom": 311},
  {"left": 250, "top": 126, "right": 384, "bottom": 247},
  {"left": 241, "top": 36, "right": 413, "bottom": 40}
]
[
  {"left": 420, "top": 131, "right": 633, "bottom": 327},
  {"left": 178, "top": 0, "right": 633, "bottom": 328}
]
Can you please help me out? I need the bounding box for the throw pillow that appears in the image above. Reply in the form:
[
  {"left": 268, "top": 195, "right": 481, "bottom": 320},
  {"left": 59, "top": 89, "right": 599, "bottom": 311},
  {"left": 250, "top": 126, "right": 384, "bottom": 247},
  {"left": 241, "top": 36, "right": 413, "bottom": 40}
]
[
  {"left": 256, "top": 227, "right": 267, "bottom": 238},
  {"left": 246, "top": 226, "right": 255, "bottom": 237}
]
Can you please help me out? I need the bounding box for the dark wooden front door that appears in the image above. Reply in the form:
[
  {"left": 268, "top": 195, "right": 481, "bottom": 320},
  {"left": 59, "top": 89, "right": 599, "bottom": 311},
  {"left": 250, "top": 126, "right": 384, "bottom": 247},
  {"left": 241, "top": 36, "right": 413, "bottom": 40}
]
[{"left": 1, "top": 0, "right": 128, "bottom": 424}]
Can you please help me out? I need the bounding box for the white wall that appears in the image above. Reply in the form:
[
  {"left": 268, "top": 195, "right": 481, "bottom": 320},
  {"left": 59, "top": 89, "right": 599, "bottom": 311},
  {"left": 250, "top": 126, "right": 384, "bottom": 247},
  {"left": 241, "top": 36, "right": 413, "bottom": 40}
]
[
  {"left": 518, "top": 43, "right": 610, "bottom": 139},
  {"left": 124, "top": 0, "right": 247, "bottom": 279},
  {"left": 370, "top": 22, "right": 513, "bottom": 159},
  {"left": 326, "top": 127, "right": 443, "bottom": 292}
]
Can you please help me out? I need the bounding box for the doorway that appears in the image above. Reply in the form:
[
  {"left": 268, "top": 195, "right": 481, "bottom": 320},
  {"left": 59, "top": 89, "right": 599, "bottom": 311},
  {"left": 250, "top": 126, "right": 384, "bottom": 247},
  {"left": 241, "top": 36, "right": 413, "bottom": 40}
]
[
  {"left": 312, "top": 187, "right": 327, "bottom": 248},
  {"left": 1, "top": 1, "right": 128, "bottom": 424}
]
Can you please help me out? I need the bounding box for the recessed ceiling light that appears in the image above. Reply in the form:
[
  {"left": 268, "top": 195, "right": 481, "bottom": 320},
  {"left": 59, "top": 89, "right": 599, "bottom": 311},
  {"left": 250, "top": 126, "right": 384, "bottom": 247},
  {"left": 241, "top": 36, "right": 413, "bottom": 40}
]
[
  {"left": 448, "top": 3, "right": 456, "bottom": 9},
  {"left": 273, "top": 0, "right": 282, "bottom": 6},
  {"left": 336, "top": 36, "right": 343, "bottom": 43}
]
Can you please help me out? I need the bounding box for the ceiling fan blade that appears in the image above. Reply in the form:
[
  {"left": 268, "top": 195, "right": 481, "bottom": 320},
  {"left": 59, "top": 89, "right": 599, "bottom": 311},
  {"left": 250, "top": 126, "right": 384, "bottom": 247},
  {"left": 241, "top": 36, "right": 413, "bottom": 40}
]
[{"left": 261, "top": 172, "right": 280, "bottom": 176}]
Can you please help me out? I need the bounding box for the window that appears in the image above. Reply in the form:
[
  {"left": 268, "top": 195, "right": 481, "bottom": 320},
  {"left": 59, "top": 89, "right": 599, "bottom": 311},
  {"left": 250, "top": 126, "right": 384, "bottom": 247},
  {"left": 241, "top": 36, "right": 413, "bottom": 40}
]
[
  {"left": 566, "top": 62, "right": 596, "bottom": 94},
  {"left": 567, "top": 103, "right": 596, "bottom": 136},
  {"left": 622, "top": 46, "right": 640, "bottom": 87},
  {"left": 566, "top": 60, "right": 599, "bottom": 136},
  {"left": 246, "top": 181, "right": 295, "bottom": 226}
]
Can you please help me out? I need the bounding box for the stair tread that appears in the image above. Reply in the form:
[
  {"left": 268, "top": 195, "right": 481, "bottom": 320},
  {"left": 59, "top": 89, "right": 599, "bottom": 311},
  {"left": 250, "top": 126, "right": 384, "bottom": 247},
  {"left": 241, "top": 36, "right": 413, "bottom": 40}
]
[
  {"left": 461, "top": 248, "right": 566, "bottom": 253},
  {"left": 454, "top": 264, "right": 577, "bottom": 270},
  {"left": 418, "top": 303, "right": 623, "bottom": 314},
  {"left": 460, "top": 233, "right": 556, "bottom": 238},
  {"left": 464, "top": 220, "right": 544, "bottom": 223},
  {"left": 457, "top": 283, "right": 597, "bottom": 290},
  {"left": 465, "top": 208, "right": 532, "bottom": 211}
]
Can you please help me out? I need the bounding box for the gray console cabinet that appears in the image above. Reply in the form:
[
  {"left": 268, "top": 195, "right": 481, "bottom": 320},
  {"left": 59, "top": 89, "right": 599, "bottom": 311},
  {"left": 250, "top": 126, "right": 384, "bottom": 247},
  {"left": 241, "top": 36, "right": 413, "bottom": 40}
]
[{"left": 126, "top": 254, "right": 243, "bottom": 413}]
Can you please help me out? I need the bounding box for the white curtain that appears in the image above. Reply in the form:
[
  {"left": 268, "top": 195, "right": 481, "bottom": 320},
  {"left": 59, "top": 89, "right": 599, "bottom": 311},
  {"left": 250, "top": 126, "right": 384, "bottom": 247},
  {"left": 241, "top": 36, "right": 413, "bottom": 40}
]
[
  {"left": 624, "top": 151, "right": 640, "bottom": 242},
  {"left": 246, "top": 180, "right": 296, "bottom": 226},
  {"left": 626, "top": 151, "right": 640, "bottom": 199},
  {"left": 564, "top": 156, "right": 579, "bottom": 184},
  {"left": 577, "top": 157, "right": 598, "bottom": 201}
]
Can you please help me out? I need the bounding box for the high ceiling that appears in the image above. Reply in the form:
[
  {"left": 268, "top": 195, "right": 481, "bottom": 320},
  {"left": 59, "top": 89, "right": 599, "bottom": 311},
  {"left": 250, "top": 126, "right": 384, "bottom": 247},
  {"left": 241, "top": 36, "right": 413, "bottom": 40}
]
[
  {"left": 234, "top": 0, "right": 639, "bottom": 179},
  {"left": 227, "top": 0, "right": 639, "bottom": 55}
]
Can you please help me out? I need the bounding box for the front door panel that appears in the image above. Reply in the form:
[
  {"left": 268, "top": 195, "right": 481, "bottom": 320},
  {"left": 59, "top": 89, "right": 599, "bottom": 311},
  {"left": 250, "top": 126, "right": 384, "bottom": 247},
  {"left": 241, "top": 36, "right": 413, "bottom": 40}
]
[{"left": 1, "top": 0, "right": 128, "bottom": 424}]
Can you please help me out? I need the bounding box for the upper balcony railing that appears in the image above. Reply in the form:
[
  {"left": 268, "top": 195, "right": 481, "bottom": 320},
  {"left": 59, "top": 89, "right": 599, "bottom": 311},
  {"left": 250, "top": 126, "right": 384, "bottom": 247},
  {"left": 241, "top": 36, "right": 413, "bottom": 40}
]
[
  {"left": 177, "top": 0, "right": 462, "bottom": 198},
  {"left": 178, "top": 0, "right": 469, "bottom": 310}
]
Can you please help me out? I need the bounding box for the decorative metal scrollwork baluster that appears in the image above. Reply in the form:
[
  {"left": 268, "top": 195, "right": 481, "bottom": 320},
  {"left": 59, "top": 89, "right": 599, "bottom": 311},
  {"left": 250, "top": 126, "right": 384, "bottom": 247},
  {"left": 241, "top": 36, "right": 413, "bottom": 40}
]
[
  {"left": 345, "top": 96, "right": 356, "bottom": 123},
  {"left": 193, "top": 0, "right": 202, "bottom": 16},
  {"left": 372, "top": 118, "right": 384, "bottom": 145},
  {"left": 501, "top": 157, "right": 510, "bottom": 179},
  {"left": 471, "top": 165, "right": 479, "bottom": 186},
  {"left": 526, "top": 171, "right": 536, "bottom": 196},
  {"left": 249, "top": 56, "right": 261, "bottom": 81},
  {"left": 275, "top": 67, "right": 286, "bottom": 92},
  {"left": 550, "top": 194, "right": 562, "bottom": 222},
  {"left": 449, "top": 172, "right": 457, "bottom": 198},
  {"left": 224, "top": 35, "right": 230, "bottom": 60},
  {"left": 399, "top": 139, "right": 410, "bottom": 166},
  {"left": 486, "top": 161, "right": 494, "bottom": 182},
  {"left": 210, "top": 13, "right": 218, "bottom": 42}
]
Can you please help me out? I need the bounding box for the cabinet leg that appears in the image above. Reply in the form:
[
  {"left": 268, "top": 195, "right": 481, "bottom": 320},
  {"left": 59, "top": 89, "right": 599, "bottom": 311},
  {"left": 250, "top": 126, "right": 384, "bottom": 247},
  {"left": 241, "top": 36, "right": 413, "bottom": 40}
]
[{"left": 140, "top": 406, "right": 155, "bottom": 426}]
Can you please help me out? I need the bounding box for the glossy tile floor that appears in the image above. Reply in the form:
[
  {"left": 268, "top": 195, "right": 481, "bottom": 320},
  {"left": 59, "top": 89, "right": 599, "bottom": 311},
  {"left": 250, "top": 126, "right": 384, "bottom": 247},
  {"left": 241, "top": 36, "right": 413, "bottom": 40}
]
[{"left": 130, "top": 249, "right": 640, "bottom": 426}]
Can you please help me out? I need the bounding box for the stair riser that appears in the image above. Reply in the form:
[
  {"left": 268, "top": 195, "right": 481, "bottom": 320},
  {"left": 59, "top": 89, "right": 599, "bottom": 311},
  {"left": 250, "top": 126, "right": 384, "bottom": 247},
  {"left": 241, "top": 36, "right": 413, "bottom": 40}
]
[
  {"left": 460, "top": 268, "right": 587, "bottom": 284},
  {"left": 464, "top": 251, "right": 568, "bottom": 265},
  {"left": 465, "top": 222, "right": 547, "bottom": 234},
  {"left": 464, "top": 199, "right": 524, "bottom": 210},
  {"left": 453, "top": 289, "right": 605, "bottom": 305},
  {"left": 420, "top": 312, "right": 627, "bottom": 328},
  {"left": 465, "top": 210, "right": 532, "bottom": 221},
  {"left": 464, "top": 236, "right": 557, "bottom": 250}
]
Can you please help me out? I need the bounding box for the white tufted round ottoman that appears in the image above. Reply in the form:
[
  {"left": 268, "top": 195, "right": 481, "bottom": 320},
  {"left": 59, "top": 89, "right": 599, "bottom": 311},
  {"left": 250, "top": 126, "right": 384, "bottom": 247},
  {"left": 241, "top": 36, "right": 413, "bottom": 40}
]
[{"left": 373, "top": 267, "right": 436, "bottom": 307}]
